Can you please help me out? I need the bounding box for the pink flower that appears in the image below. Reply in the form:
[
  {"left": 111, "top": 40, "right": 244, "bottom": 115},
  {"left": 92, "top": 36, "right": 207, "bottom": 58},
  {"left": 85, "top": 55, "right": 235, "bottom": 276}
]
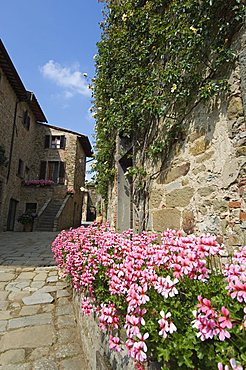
[
  {"left": 158, "top": 311, "right": 177, "bottom": 338},
  {"left": 154, "top": 275, "right": 179, "bottom": 298},
  {"left": 109, "top": 335, "right": 121, "bottom": 352},
  {"left": 218, "top": 307, "right": 232, "bottom": 329},
  {"left": 81, "top": 297, "right": 93, "bottom": 315}
]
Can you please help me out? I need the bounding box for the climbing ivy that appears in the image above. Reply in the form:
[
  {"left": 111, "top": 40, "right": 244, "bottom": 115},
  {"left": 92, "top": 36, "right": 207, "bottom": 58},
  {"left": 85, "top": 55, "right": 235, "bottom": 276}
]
[{"left": 93, "top": 0, "right": 245, "bottom": 199}]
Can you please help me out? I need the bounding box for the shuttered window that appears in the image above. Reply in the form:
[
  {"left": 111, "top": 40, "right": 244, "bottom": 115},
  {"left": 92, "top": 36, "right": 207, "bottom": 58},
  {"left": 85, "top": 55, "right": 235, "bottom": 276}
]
[
  {"left": 60, "top": 136, "right": 66, "bottom": 149},
  {"left": 39, "top": 161, "right": 65, "bottom": 184},
  {"left": 44, "top": 135, "right": 66, "bottom": 149}
]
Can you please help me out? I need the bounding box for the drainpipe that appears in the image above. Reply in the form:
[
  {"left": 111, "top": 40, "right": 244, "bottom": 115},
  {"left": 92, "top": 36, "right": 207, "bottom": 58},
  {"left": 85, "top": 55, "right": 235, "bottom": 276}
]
[{"left": 6, "top": 100, "right": 20, "bottom": 183}]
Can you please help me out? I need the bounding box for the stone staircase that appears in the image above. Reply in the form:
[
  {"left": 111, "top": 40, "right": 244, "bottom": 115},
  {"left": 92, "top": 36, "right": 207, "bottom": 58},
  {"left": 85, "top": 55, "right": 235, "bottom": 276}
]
[{"left": 36, "top": 200, "right": 63, "bottom": 231}]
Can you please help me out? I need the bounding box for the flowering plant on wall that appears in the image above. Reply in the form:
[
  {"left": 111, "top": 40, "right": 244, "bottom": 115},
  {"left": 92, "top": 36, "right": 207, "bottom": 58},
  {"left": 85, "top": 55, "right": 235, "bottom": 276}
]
[
  {"left": 23, "top": 180, "right": 54, "bottom": 186},
  {"left": 52, "top": 224, "right": 246, "bottom": 370}
]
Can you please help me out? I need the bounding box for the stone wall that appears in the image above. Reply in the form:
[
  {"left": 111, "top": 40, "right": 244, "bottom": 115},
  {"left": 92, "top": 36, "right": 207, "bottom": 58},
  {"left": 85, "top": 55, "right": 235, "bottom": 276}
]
[
  {"left": 107, "top": 29, "right": 246, "bottom": 251},
  {"left": 148, "top": 31, "right": 246, "bottom": 252},
  {"left": 73, "top": 293, "right": 136, "bottom": 370},
  {"left": 0, "top": 66, "right": 38, "bottom": 231},
  {"left": 34, "top": 124, "right": 85, "bottom": 188}
]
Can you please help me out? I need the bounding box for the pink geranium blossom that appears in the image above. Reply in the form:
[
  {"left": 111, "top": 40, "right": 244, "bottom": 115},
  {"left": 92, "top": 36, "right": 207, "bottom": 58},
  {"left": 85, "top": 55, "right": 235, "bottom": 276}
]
[{"left": 51, "top": 224, "right": 245, "bottom": 369}]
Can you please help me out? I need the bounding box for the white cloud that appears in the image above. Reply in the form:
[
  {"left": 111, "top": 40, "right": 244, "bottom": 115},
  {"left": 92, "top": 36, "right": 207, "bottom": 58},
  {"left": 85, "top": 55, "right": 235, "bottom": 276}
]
[{"left": 40, "top": 60, "right": 90, "bottom": 98}]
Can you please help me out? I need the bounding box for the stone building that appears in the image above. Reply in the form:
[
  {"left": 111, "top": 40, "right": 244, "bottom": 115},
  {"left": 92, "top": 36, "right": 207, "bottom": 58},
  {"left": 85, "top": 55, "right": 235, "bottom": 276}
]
[
  {"left": 81, "top": 182, "right": 101, "bottom": 223},
  {"left": 0, "top": 39, "right": 92, "bottom": 232},
  {"left": 106, "top": 27, "right": 246, "bottom": 250}
]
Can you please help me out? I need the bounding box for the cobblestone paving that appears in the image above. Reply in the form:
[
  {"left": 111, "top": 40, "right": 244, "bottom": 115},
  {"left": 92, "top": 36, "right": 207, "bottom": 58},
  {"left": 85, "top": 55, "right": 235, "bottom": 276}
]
[{"left": 0, "top": 232, "right": 89, "bottom": 369}]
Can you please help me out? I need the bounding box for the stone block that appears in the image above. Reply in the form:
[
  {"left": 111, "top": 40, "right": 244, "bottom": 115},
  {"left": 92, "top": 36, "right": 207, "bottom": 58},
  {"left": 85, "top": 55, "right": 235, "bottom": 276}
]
[
  {"left": 182, "top": 210, "right": 195, "bottom": 234},
  {"left": 57, "top": 315, "right": 76, "bottom": 329},
  {"left": 32, "top": 358, "right": 58, "bottom": 370},
  {"left": 166, "top": 187, "right": 194, "bottom": 207},
  {"left": 55, "top": 342, "right": 81, "bottom": 359},
  {"left": 236, "top": 146, "right": 246, "bottom": 157},
  {"left": 56, "top": 289, "right": 70, "bottom": 298},
  {"left": 0, "top": 325, "right": 55, "bottom": 351},
  {"left": 149, "top": 189, "right": 164, "bottom": 209},
  {"left": 29, "top": 347, "right": 50, "bottom": 361},
  {"left": 0, "top": 320, "right": 7, "bottom": 333},
  {"left": 161, "top": 162, "right": 190, "bottom": 184},
  {"left": 152, "top": 208, "right": 181, "bottom": 232},
  {"left": 192, "top": 164, "right": 206, "bottom": 176},
  {"left": 47, "top": 276, "right": 58, "bottom": 283},
  {"left": 60, "top": 356, "right": 89, "bottom": 370},
  {"left": 228, "top": 233, "right": 242, "bottom": 246},
  {"left": 189, "top": 137, "right": 208, "bottom": 156},
  {"left": 19, "top": 305, "right": 41, "bottom": 316},
  {"left": 22, "top": 292, "right": 54, "bottom": 305},
  {"left": 57, "top": 328, "right": 78, "bottom": 344},
  {"left": 196, "top": 150, "right": 214, "bottom": 163},
  {"left": 240, "top": 210, "right": 246, "bottom": 221},
  {"left": 0, "top": 272, "right": 15, "bottom": 282},
  {"left": 227, "top": 96, "right": 244, "bottom": 120},
  {"left": 0, "top": 349, "right": 25, "bottom": 365},
  {"left": 8, "top": 313, "right": 52, "bottom": 329},
  {"left": 213, "top": 200, "right": 228, "bottom": 213},
  {"left": 16, "top": 272, "right": 35, "bottom": 280},
  {"left": 198, "top": 186, "right": 217, "bottom": 197},
  {"left": 229, "top": 201, "right": 241, "bottom": 208},
  {"left": 221, "top": 158, "right": 239, "bottom": 188}
]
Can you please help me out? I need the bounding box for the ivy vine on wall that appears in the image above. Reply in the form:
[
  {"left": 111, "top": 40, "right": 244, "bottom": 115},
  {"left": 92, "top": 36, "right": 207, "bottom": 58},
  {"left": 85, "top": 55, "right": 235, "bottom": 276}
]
[{"left": 93, "top": 0, "right": 245, "bottom": 200}]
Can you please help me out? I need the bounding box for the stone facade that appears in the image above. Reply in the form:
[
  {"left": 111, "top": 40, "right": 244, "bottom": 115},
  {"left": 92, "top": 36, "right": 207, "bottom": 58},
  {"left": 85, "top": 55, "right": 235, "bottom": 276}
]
[
  {"left": 0, "top": 40, "right": 92, "bottom": 231},
  {"left": 107, "top": 29, "right": 246, "bottom": 251}
]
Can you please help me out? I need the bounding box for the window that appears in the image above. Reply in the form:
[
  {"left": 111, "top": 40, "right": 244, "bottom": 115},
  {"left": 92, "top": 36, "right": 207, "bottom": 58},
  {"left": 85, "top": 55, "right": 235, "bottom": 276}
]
[
  {"left": 17, "top": 159, "right": 24, "bottom": 177},
  {"left": 23, "top": 110, "right": 30, "bottom": 130},
  {"left": 25, "top": 203, "right": 37, "bottom": 214},
  {"left": 44, "top": 135, "right": 66, "bottom": 149},
  {"left": 39, "top": 161, "right": 65, "bottom": 184}
]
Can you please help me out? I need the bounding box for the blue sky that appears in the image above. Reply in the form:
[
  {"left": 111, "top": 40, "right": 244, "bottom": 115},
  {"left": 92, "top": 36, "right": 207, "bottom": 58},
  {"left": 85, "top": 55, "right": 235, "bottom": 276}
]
[{"left": 0, "top": 1, "right": 104, "bottom": 150}]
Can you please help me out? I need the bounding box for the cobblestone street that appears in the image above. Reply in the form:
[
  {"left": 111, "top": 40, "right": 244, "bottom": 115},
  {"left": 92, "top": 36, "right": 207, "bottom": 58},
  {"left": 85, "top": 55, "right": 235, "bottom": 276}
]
[{"left": 0, "top": 232, "right": 89, "bottom": 370}]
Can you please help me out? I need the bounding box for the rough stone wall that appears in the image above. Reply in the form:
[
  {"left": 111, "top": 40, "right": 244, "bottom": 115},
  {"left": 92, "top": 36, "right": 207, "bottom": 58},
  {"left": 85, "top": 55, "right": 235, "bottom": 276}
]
[
  {"left": 73, "top": 293, "right": 135, "bottom": 370},
  {"left": 106, "top": 29, "right": 246, "bottom": 251},
  {"left": 0, "top": 66, "right": 37, "bottom": 231},
  {"left": 148, "top": 31, "right": 246, "bottom": 252}
]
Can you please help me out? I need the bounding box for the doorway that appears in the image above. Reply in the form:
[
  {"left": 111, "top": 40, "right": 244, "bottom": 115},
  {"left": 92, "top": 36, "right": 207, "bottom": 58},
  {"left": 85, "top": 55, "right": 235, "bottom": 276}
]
[{"left": 7, "top": 198, "right": 18, "bottom": 231}]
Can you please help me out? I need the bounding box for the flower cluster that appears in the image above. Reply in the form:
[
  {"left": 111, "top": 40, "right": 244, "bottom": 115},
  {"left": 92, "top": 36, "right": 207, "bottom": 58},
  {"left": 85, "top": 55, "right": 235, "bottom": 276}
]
[
  {"left": 52, "top": 224, "right": 246, "bottom": 369},
  {"left": 193, "top": 297, "right": 232, "bottom": 341},
  {"left": 218, "top": 358, "right": 243, "bottom": 370},
  {"left": 24, "top": 179, "right": 55, "bottom": 186},
  {"left": 224, "top": 246, "right": 246, "bottom": 303}
]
